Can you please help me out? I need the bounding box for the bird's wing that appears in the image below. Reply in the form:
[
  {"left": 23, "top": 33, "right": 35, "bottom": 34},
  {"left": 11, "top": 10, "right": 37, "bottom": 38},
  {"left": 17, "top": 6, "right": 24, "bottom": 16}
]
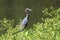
[{"left": 21, "top": 18, "right": 28, "bottom": 27}]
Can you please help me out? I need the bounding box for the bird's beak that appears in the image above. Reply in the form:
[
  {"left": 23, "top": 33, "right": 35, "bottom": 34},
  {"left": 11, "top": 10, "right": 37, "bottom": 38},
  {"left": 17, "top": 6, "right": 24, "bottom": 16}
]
[{"left": 29, "top": 9, "right": 32, "bottom": 11}]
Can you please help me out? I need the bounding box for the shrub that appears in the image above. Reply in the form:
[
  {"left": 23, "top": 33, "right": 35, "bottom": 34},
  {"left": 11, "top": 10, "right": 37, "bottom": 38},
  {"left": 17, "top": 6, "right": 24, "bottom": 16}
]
[{"left": 0, "top": 8, "right": 60, "bottom": 40}]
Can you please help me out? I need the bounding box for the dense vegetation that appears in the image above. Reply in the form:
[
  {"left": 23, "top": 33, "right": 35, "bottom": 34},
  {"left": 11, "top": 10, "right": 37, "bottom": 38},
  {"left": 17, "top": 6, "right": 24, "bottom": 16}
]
[
  {"left": 0, "top": 8, "right": 60, "bottom": 40},
  {"left": 0, "top": 0, "right": 60, "bottom": 40}
]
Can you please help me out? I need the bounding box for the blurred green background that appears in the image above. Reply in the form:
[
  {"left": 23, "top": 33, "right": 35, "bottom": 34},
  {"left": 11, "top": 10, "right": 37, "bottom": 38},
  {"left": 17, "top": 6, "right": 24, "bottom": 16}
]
[
  {"left": 0, "top": 0, "right": 60, "bottom": 40},
  {"left": 0, "top": 0, "right": 60, "bottom": 27}
]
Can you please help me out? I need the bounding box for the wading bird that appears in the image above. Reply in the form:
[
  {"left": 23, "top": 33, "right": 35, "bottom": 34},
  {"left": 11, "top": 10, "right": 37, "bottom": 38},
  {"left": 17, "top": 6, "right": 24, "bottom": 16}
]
[{"left": 20, "top": 8, "right": 32, "bottom": 31}]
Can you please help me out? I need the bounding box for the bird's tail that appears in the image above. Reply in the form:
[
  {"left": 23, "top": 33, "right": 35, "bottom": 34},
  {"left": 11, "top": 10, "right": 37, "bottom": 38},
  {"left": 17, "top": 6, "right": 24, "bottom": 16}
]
[{"left": 20, "top": 26, "right": 25, "bottom": 32}]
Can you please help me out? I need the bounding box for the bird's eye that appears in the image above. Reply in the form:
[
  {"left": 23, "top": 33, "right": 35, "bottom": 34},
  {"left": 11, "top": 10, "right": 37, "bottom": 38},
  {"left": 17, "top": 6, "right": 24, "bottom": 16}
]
[{"left": 26, "top": 10, "right": 29, "bottom": 11}]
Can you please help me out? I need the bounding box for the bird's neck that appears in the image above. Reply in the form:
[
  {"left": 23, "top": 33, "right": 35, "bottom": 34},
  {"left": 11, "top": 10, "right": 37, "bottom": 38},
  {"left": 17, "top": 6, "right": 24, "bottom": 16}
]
[{"left": 26, "top": 12, "right": 29, "bottom": 19}]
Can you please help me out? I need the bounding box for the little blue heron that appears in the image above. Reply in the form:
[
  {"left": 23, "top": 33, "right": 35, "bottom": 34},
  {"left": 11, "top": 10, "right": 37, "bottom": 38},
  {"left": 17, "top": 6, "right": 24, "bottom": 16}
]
[{"left": 20, "top": 8, "right": 32, "bottom": 31}]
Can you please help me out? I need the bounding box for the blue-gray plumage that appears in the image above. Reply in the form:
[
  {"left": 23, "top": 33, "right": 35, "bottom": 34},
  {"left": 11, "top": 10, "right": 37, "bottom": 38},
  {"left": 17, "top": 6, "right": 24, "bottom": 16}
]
[{"left": 20, "top": 8, "right": 32, "bottom": 31}]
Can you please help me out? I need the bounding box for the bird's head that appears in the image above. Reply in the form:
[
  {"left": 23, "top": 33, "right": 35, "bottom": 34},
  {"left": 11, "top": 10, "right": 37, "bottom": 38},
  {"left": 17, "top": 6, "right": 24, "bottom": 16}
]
[{"left": 25, "top": 8, "right": 32, "bottom": 13}]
